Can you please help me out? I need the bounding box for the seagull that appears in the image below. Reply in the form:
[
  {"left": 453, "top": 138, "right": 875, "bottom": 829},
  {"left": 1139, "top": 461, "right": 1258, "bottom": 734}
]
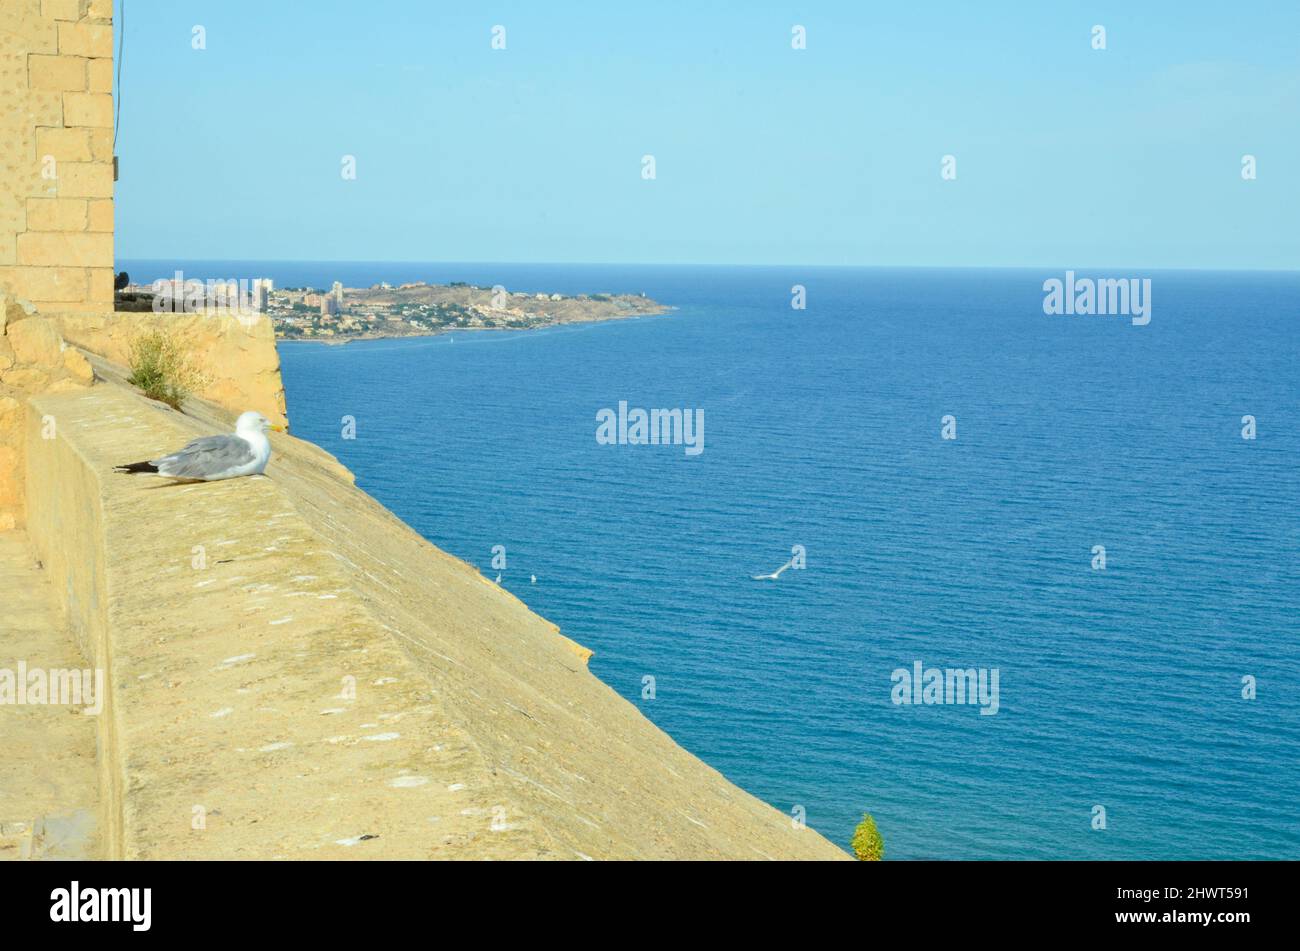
[
  {"left": 752, "top": 558, "right": 794, "bottom": 581},
  {"left": 114, "top": 411, "right": 284, "bottom": 481}
]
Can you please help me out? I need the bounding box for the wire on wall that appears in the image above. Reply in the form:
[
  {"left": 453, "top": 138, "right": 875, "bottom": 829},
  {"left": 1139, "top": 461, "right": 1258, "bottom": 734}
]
[{"left": 113, "top": 0, "right": 124, "bottom": 152}]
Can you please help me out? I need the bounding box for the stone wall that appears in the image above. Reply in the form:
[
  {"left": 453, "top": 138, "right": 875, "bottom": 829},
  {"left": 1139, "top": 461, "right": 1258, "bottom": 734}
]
[
  {"left": 0, "top": 0, "right": 114, "bottom": 314},
  {"left": 49, "top": 310, "right": 289, "bottom": 427},
  {"left": 22, "top": 377, "right": 849, "bottom": 859},
  {"left": 0, "top": 298, "right": 289, "bottom": 531},
  {"left": 0, "top": 292, "right": 95, "bottom": 530},
  {"left": 20, "top": 388, "right": 120, "bottom": 856}
]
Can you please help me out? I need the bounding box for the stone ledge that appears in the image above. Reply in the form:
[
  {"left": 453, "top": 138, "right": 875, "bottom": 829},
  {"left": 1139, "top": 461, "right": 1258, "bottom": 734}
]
[{"left": 20, "top": 377, "right": 848, "bottom": 859}]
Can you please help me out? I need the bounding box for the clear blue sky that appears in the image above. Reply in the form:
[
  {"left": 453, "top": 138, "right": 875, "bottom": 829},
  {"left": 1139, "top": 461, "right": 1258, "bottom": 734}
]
[{"left": 114, "top": 1, "right": 1299, "bottom": 268}]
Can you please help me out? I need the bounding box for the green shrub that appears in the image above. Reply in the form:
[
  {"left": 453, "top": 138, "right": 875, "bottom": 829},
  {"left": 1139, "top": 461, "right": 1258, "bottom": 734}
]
[
  {"left": 851, "top": 813, "right": 884, "bottom": 861},
  {"left": 127, "top": 327, "right": 205, "bottom": 410}
]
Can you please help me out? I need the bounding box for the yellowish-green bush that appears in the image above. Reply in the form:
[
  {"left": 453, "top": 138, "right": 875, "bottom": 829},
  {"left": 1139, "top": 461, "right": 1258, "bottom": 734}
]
[
  {"left": 851, "top": 813, "right": 884, "bottom": 861},
  {"left": 127, "top": 327, "right": 206, "bottom": 410}
]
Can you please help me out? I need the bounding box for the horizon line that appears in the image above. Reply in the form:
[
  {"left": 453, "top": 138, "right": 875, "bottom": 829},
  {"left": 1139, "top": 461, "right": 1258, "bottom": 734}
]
[{"left": 115, "top": 258, "right": 1300, "bottom": 274}]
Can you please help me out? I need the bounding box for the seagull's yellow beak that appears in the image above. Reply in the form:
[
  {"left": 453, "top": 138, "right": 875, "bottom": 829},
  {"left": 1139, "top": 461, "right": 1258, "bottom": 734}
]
[{"left": 270, "top": 424, "right": 286, "bottom": 433}]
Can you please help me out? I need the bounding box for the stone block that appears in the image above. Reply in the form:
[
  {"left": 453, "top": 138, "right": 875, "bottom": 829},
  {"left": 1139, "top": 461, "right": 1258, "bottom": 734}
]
[
  {"left": 87, "top": 265, "right": 114, "bottom": 303},
  {"left": 57, "top": 22, "right": 112, "bottom": 58},
  {"left": 29, "top": 53, "right": 87, "bottom": 91},
  {"left": 87, "top": 56, "right": 111, "bottom": 92},
  {"left": 86, "top": 198, "right": 112, "bottom": 231},
  {"left": 17, "top": 230, "right": 113, "bottom": 268},
  {"left": 3, "top": 266, "right": 87, "bottom": 302},
  {"left": 7, "top": 315, "right": 64, "bottom": 365},
  {"left": 35, "top": 126, "right": 92, "bottom": 161},
  {"left": 87, "top": 127, "right": 112, "bottom": 161},
  {"left": 26, "top": 197, "right": 87, "bottom": 231},
  {"left": 41, "top": 0, "right": 85, "bottom": 21},
  {"left": 63, "top": 91, "right": 112, "bottom": 127},
  {"left": 54, "top": 161, "right": 112, "bottom": 198}
]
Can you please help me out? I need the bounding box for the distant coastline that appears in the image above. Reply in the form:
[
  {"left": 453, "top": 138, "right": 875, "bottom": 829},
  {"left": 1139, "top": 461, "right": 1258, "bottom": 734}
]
[
  {"left": 270, "top": 280, "right": 670, "bottom": 342},
  {"left": 283, "top": 311, "right": 674, "bottom": 346},
  {"left": 116, "top": 266, "right": 671, "bottom": 343}
]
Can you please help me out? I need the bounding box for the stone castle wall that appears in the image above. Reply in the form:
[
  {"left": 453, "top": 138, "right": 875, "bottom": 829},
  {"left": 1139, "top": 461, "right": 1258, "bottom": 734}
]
[{"left": 0, "top": 0, "right": 115, "bottom": 315}]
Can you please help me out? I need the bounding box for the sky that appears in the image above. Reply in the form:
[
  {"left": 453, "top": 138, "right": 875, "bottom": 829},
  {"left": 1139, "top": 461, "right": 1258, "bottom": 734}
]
[{"left": 113, "top": 1, "right": 1300, "bottom": 269}]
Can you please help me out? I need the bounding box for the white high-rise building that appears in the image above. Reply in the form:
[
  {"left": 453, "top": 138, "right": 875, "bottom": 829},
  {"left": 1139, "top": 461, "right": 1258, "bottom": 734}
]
[{"left": 332, "top": 281, "right": 344, "bottom": 307}]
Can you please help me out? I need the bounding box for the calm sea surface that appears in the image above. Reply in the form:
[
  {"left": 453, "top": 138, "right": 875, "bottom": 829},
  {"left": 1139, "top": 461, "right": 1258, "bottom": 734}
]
[{"left": 124, "top": 260, "right": 1300, "bottom": 858}]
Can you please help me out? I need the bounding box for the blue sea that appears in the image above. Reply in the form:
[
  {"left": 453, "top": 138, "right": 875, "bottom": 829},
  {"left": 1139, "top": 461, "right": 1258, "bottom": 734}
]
[{"left": 124, "top": 260, "right": 1300, "bottom": 859}]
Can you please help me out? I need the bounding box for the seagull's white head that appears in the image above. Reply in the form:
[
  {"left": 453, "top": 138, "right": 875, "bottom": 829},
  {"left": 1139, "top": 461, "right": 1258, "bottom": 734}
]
[{"left": 235, "top": 411, "right": 284, "bottom": 436}]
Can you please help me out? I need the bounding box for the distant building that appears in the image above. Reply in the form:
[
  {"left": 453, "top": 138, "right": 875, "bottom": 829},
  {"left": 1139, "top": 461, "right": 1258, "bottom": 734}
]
[
  {"left": 332, "top": 281, "right": 344, "bottom": 307},
  {"left": 251, "top": 278, "right": 274, "bottom": 311},
  {"left": 321, "top": 297, "right": 339, "bottom": 317}
]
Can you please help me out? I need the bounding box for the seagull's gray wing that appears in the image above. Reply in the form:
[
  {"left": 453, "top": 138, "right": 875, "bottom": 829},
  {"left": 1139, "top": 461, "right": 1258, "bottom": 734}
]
[{"left": 152, "top": 434, "right": 254, "bottom": 479}]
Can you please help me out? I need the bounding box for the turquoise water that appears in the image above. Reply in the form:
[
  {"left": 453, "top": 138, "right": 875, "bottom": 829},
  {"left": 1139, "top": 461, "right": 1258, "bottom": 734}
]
[{"left": 128, "top": 261, "right": 1300, "bottom": 858}]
